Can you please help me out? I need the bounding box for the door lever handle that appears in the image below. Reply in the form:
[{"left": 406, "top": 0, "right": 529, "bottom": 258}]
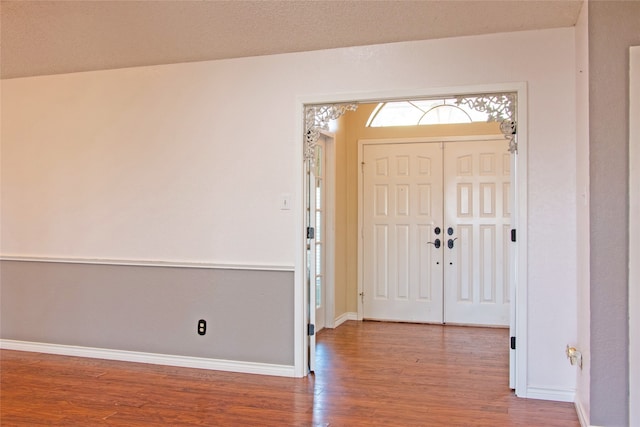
[
  {"left": 447, "top": 238, "right": 458, "bottom": 249},
  {"left": 427, "top": 239, "right": 441, "bottom": 249}
]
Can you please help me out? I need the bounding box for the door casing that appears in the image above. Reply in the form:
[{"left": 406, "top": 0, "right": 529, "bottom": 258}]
[{"left": 313, "top": 132, "right": 337, "bottom": 332}]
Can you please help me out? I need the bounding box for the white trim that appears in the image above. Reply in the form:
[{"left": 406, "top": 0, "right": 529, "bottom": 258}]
[
  {"left": 357, "top": 135, "right": 365, "bottom": 322},
  {"left": 525, "top": 386, "right": 575, "bottom": 403},
  {"left": 0, "top": 255, "right": 294, "bottom": 272},
  {"left": 307, "top": 130, "right": 318, "bottom": 372},
  {"left": 575, "top": 399, "right": 591, "bottom": 427},
  {"left": 334, "top": 312, "right": 359, "bottom": 328},
  {"left": 294, "top": 98, "right": 307, "bottom": 378},
  {"left": 322, "top": 131, "right": 337, "bottom": 329},
  {"left": 629, "top": 45, "right": 640, "bottom": 427},
  {"left": 513, "top": 83, "right": 528, "bottom": 399},
  {"left": 355, "top": 134, "right": 505, "bottom": 146},
  {"left": 295, "top": 83, "right": 530, "bottom": 107},
  {"left": 0, "top": 339, "right": 295, "bottom": 377},
  {"left": 509, "top": 128, "right": 518, "bottom": 389}
]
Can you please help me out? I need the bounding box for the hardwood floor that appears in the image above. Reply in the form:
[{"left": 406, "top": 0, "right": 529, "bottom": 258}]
[{"left": 1, "top": 321, "right": 579, "bottom": 426}]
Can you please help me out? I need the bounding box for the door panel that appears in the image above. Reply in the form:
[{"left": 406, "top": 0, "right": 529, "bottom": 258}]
[
  {"left": 314, "top": 139, "right": 326, "bottom": 331},
  {"left": 307, "top": 155, "right": 317, "bottom": 372},
  {"left": 363, "top": 142, "right": 444, "bottom": 323},
  {"left": 308, "top": 135, "right": 331, "bottom": 372},
  {"left": 443, "top": 140, "right": 510, "bottom": 326}
]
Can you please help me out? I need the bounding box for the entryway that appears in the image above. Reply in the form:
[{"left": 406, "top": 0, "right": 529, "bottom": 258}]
[
  {"left": 361, "top": 138, "right": 511, "bottom": 326},
  {"left": 300, "top": 87, "right": 527, "bottom": 395}
]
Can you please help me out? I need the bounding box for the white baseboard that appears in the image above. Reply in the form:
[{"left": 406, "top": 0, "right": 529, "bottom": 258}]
[
  {"left": 575, "top": 399, "right": 592, "bottom": 427},
  {"left": 525, "top": 386, "right": 575, "bottom": 403},
  {"left": 0, "top": 339, "right": 295, "bottom": 377},
  {"left": 334, "top": 312, "right": 358, "bottom": 327}
]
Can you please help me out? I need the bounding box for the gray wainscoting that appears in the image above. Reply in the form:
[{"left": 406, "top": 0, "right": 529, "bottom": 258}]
[{"left": 0, "top": 260, "right": 294, "bottom": 366}]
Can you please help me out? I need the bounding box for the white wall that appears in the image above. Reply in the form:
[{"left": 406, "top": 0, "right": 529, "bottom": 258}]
[
  {"left": 1, "top": 64, "right": 299, "bottom": 267},
  {"left": 1, "top": 28, "right": 578, "bottom": 396}
]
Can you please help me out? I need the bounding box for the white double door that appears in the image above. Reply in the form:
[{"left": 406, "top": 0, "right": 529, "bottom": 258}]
[{"left": 362, "top": 139, "right": 511, "bottom": 326}]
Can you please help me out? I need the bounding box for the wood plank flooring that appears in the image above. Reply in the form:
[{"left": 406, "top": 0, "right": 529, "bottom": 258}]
[{"left": 1, "top": 321, "right": 579, "bottom": 426}]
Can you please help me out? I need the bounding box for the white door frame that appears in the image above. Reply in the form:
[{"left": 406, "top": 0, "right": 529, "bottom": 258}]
[
  {"left": 295, "top": 84, "right": 528, "bottom": 399},
  {"left": 323, "top": 132, "right": 337, "bottom": 329},
  {"left": 316, "top": 131, "right": 337, "bottom": 330},
  {"left": 307, "top": 143, "right": 318, "bottom": 372},
  {"left": 306, "top": 131, "right": 336, "bottom": 371}
]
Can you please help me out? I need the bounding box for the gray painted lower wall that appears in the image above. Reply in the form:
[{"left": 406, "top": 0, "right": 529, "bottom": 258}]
[{"left": 0, "top": 261, "right": 294, "bottom": 366}]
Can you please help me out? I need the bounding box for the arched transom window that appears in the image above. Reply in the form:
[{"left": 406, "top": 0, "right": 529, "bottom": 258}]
[{"left": 366, "top": 97, "right": 496, "bottom": 127}]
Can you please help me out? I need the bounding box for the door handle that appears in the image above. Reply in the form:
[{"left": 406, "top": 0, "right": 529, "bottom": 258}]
[
  {"left": 447, "top": 237, "right": 458, "bottom": 249},
  {"left": 427, "top": 239, "right": 441, "bottom": 249}
]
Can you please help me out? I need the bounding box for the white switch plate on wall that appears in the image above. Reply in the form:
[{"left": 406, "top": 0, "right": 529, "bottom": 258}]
[{"left": 280, "top": 193, "right": 292, "bottom": 210}]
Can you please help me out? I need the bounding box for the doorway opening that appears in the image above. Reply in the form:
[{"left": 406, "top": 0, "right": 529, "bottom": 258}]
[
  {"left": 359, "top": 137, "right": 511, "bottom": 327},
  {"left": 300, "top": 86, "right": 527, "bottom": 396}
]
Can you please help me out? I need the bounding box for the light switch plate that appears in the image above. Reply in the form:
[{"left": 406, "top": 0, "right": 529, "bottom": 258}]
[{"left": 280, "top": 193, "right": 292, "bottom": 210}]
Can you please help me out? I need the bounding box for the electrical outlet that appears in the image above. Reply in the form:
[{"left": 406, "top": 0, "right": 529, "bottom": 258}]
[{"left": 197, "top": 319, "right": 206, "bottom": 336}]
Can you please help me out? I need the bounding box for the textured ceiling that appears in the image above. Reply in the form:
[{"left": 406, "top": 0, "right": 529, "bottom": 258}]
[{"left": 0, "top": 0, "right": 583, "bottom": 80}]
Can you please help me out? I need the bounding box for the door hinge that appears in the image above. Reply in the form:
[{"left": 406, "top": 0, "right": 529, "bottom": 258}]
[
  {"left": 308, "top": 324, "right": 315, "bottom": 336},
  {"left": 307, "top": 227, "right": 315, "bottom": 239},
  {"left": 511, "top": 229, "right": 517, "bottom": 242},
  {"left": 361, "top": 161, "right": 365, "bottom": 173},
  {"left": 510, "top": 336, "right": 516, "bottom": 350}
]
